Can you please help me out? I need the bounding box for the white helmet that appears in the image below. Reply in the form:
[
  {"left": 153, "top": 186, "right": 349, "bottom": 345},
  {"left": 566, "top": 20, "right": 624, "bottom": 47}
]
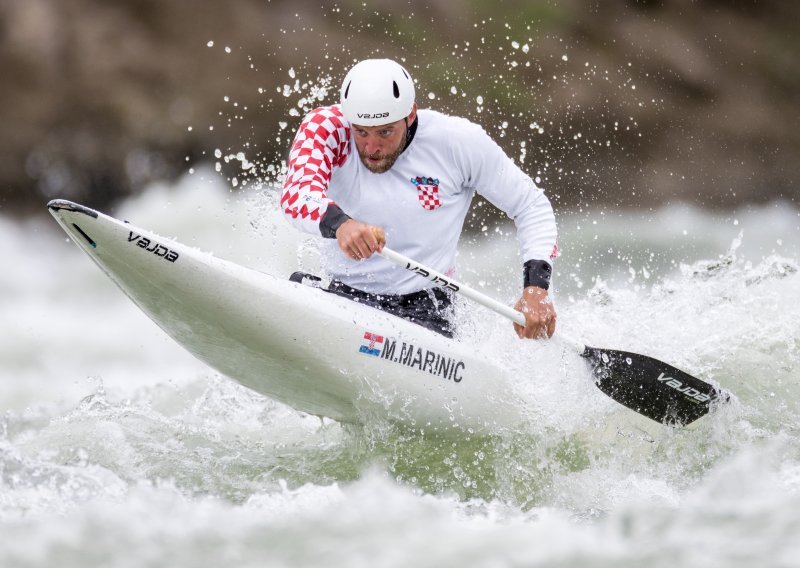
[{"left": 340, "top": 59, "right": 415, "bottom": 126}]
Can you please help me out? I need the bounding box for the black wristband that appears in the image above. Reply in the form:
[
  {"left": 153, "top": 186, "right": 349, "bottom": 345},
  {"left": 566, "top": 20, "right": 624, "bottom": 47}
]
[
  {"left": 523, "top": 259, "right": 552, "bottom": 290},
  {"left": 319, "top": 204, "right": 351, "bottom": 238}
]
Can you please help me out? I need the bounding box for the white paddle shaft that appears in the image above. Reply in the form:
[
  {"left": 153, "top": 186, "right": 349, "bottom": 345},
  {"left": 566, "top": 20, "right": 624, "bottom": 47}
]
[
  {"left": 379, "top": 247, "right": 526, "bottom": 326},
  {"left": 378, "top": 247, "right": 586, "bottom": 355}
]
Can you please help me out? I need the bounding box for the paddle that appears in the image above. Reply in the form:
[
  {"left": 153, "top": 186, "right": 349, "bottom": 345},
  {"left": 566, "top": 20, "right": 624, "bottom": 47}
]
[{"left": 378, "top": 246, "right": 728, "bottom": 426}]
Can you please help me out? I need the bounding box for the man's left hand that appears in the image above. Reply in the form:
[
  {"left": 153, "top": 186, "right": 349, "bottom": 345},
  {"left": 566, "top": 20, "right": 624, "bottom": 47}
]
[{"left": 513, "top": 286, "right": 556, "bottom": 339}]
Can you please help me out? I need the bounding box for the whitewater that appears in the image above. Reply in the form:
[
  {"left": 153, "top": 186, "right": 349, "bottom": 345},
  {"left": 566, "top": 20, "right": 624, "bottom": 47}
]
[{"left": 2, "top": 170, "right": 799, "bottom": 567}]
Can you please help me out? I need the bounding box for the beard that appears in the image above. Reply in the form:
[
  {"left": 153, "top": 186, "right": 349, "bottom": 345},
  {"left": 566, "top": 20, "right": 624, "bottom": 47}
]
[{"left": 357, "top": 142, "right": 405, "bottom": 173}]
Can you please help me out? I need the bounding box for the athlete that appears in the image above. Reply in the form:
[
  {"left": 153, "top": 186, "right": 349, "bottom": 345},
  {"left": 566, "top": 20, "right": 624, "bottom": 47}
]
[{"left": 281, "top": 58, "right": 558, "bottom": 339}]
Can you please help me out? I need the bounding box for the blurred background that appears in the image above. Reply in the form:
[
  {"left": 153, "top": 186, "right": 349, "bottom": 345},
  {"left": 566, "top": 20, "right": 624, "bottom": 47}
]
[{"left": 1, "top": 0, "right": 798, "bottom": 216}]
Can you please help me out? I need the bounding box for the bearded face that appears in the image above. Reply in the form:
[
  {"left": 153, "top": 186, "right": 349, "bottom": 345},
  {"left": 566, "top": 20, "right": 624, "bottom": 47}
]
[{"left": 352, "top": 105, "right": 416, "bottom": 173}]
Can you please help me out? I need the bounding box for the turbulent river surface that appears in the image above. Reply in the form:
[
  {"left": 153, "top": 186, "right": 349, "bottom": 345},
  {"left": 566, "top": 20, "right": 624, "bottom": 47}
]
[{"left": 2, "top": 172, "right": 799, "bottom": 567}]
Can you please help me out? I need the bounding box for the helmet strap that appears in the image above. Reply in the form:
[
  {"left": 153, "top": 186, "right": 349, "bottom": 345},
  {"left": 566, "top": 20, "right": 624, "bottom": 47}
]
[{"left": 401, "top": 116, "right": 418, "bottom": 154}]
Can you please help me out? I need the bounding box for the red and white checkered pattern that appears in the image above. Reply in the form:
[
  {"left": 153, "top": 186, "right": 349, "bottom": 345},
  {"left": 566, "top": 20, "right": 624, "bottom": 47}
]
[
  {"left": 416, "top": 184, "right": 442, "bottom": 211},
  {"left": 281, "top": 105, "right": 351, "bottom": 234}
]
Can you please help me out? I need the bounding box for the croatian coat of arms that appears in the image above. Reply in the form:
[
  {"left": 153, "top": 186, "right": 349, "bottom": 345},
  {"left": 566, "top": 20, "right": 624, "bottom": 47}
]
[{"left": 410, "top": 176, "right": 442, "bottom": 211}]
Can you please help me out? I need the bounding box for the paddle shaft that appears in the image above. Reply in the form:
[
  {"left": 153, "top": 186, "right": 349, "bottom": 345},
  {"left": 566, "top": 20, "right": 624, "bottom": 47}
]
[
  {"left": 379, "top": 247, "right": 526, "bottom": 325},
  {"left": 379, "top": 246, "right": 583, "bottom": 352}
]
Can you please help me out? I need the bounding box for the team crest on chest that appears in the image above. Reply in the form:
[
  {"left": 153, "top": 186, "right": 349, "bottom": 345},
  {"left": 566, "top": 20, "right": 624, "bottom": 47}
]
[{"left": 410, "top": 176, "right": 442, "bottom": 211}]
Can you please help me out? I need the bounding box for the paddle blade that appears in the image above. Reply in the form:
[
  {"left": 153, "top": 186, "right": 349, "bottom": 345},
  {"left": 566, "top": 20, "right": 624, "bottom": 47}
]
[{"left": 582, "top": 346, "right": 727, "bottom": 426}]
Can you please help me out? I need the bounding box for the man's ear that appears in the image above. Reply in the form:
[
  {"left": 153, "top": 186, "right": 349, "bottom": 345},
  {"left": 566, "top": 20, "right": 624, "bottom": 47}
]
[{"left": 407, "top": 103, "right": 418, "bottom": 123}]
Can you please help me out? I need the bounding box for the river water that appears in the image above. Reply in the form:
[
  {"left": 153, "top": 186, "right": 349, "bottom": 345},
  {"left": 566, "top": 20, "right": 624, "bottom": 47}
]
[{"left": 2, "top": 171, "right": 799, "bottom": 567}]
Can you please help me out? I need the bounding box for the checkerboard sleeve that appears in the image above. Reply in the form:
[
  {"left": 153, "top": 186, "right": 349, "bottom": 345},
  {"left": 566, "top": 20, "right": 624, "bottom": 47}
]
[{"left": 280, "top": 106, "right": 351, "bottom": 235}]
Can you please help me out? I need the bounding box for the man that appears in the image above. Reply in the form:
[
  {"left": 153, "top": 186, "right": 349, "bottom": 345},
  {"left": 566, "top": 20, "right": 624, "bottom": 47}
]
[{"left": 281, "top": 58, "right": 558, "bottom": 339}]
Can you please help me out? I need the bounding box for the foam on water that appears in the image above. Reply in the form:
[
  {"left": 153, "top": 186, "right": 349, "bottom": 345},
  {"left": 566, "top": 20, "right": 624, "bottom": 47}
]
[{"left": 2, "top": 174, "right": 800, "bottom": 566}]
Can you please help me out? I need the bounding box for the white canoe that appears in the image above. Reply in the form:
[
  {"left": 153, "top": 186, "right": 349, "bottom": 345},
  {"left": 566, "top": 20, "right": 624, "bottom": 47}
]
[{"left": 48, "top": 200, "right": 524, "bottom": 434}]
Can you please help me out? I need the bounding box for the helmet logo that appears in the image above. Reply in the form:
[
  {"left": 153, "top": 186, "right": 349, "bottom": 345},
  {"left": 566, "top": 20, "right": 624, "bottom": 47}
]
[{"left": 357, "top": 112, "right": 390, "bottom": 120}]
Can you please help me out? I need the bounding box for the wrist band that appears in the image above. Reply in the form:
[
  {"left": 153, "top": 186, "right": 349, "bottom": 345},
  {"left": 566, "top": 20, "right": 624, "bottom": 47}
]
[
  {"left": 319, "top": 204, "right": 352, "bottom": 238},
  {"left": 523, "top": 259, "right": 552, "bottom": 290}
]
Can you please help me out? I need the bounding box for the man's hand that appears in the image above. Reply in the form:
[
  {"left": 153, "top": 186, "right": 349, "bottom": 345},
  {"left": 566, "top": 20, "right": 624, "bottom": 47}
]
[
  {"left": 513, "top": 286, "right": 556, "bottom": 339},
  {"left": 335, "top": 219, "right": 386, "bottom": 260}
]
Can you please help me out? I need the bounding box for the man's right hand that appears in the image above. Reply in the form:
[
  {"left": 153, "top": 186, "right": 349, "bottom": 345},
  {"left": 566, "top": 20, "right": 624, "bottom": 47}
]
[{"left": 335, "top": 219, "right": 386, "bottom": 260}]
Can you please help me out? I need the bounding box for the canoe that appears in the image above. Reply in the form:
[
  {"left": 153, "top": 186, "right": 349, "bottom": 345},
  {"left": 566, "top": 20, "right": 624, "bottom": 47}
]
[{"left": 47, "top": 199, "right": 524, "bottom": 434}]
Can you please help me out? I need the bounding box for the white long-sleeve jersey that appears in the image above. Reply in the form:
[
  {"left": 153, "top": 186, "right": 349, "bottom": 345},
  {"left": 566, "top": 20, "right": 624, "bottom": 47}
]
[{"left": 281, "top": 105, "right": 557, "bottom": 295}]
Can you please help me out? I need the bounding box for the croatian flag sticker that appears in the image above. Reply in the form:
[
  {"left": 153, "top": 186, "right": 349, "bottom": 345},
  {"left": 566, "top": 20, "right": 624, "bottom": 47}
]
[{"left": 359, "top": 332, "right": 384, "bottom": 357}]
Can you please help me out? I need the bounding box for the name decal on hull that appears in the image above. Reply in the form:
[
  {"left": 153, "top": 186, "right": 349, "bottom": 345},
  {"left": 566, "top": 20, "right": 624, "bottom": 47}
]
[
  {"left": 128, "top": 232, "right": 179, "bottom": 262},
  {"left": 358, "top": 331, "right": 465, "bottom": 383}
]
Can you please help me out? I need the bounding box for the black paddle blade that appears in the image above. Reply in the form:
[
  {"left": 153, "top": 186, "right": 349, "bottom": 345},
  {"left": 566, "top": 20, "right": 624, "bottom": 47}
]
[{"left": 582, "top": 346, "right": 728, "bottom": 426}]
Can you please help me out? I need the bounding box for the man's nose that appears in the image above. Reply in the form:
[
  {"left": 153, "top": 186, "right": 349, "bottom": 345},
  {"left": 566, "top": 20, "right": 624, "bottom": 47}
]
[{"left": 363, "top": 136, "right": 381, "bottom": 155}]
